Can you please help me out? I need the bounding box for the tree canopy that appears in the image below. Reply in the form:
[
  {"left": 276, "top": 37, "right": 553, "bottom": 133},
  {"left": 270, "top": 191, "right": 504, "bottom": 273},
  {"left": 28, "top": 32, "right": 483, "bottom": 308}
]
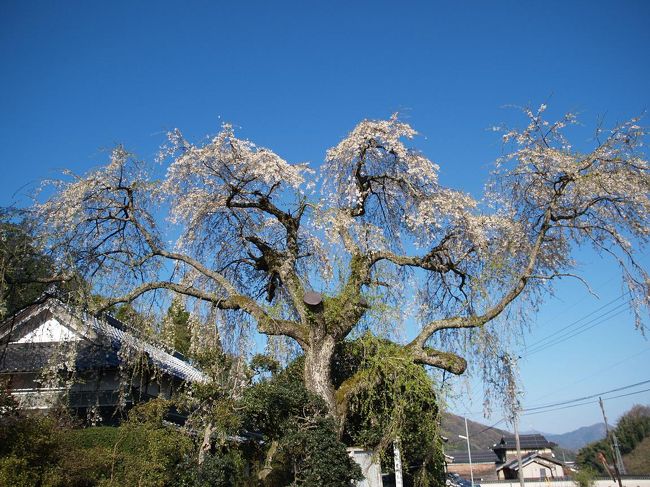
[{"left": 24, "top": 107, "right": 650, "bottom": 421}]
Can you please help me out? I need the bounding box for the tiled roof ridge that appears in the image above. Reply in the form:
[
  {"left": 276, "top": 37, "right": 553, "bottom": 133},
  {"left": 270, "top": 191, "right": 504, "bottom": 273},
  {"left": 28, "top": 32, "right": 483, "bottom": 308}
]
[
  {"left": 56, "top": 300, "right": 209, "bottom": 384},
  {"left": 2, "top": 297, "right": 209, "bottom": 384}
]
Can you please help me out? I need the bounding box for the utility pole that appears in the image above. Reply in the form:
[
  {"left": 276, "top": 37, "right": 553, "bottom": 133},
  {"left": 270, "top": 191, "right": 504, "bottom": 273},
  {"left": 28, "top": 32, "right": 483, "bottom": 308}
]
[
  {"left": 513, "top": 410, "right": 525, "bottom": 487},
  {"left": 458, "top": 417, "right": 475, "bottom": 487},
  {"left": 599, "top": 397, "right": 623, "bottom": 487}
]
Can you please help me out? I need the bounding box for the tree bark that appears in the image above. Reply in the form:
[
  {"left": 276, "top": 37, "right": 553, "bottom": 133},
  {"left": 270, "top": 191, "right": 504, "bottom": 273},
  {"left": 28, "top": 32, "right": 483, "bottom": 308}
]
[{"left": 303, "top": 333, "right": 338, "bottom": 419}]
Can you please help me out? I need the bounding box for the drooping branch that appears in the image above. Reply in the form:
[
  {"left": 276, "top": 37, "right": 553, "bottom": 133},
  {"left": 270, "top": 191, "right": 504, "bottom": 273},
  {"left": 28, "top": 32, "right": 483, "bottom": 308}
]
[
  {"left": 408, "top": 347, "right": 467, "bottom": 375},
  {"left": 405, "top": 208, "right": 553, "bottom": 373}
]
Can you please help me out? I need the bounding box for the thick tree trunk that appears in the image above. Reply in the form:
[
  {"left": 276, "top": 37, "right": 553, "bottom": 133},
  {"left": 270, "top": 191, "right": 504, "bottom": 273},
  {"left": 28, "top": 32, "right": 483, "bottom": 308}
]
[{"left": 303, "top": 333, "right": 338, "bottom": 419}]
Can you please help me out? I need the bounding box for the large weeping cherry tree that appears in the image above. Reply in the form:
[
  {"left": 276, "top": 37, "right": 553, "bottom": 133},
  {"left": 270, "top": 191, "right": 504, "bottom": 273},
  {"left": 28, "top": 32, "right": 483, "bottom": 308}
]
[{"left": 32, "top": 106, "right": 649, "bottom": 422}]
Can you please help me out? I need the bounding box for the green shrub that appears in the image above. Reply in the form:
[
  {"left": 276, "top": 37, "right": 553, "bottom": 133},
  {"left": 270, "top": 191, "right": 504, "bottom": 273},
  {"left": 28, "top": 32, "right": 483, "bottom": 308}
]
[
  {"left": 0, "top": 455, "right": 39, "bottom": 487},
  {"left": 0, "top": 400, "right": 195, "bottom": 487},
  {"left": 97, "top": 400, "right": 194, "bottom": 487},
  {"left": 573, "top": 467, "right": 596, "bottom": 487}
]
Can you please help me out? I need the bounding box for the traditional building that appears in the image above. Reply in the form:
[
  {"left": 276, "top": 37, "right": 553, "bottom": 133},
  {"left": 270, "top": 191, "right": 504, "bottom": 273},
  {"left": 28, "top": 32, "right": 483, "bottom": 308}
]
[
  {"left": 0, "top": 295, "right": 207, "bottom": 423},
  {"left": 445, "top": 433, "right": 568, "bottom": 482},
  {"left": 493, "top": 434, "right": 566, "bottom": 480},
  {"left": 496, "top": 451, "right": 566, "bottom": 480}
]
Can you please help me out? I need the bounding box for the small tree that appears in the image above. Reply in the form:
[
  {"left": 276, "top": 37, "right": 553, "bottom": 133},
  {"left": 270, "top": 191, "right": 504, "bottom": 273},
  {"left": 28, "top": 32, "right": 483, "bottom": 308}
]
[
  {"left": 163, "top": 298, "right": 192, "bottom": 357},
  {"left": 573, "top": 467, "right": 596, "bottom": 487},
  {"left": 27, "top": 107, "right": 649, "bottom": 427}
]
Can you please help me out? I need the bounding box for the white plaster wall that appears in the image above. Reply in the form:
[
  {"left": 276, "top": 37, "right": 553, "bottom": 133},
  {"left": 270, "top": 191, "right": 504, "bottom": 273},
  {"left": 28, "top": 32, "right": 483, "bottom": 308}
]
[
  {"left": 482, "top": 479, "right": 650, "bottom": 487},
  {"left": 15, "top": 318, "right": 80, "bottom": 343},
  {"left": 513, "top": 460, "right": 565, "bottom": 480}
]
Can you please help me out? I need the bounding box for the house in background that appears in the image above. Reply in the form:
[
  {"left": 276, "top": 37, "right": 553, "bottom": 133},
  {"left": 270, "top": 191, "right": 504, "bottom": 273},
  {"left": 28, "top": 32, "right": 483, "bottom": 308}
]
[
  {"left": 493, "top": 434, "right": 566, "bottom": 480},
  {"left": 0, "top": 294, "right": 207, "bottom": 423},
  {"left": 445, "top": 433, "right": 568, "bottom": 482},
  {"left": 496, "top": 451, "right": 567, "bottom": 480}
]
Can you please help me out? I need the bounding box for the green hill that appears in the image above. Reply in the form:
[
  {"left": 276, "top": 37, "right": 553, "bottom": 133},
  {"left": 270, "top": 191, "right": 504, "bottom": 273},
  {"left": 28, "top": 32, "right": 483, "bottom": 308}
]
[
  {"left": 577, "top": 404, "right": 650, "bottom": 475},
  {"left": 623, "top": 435, "right": 650, "bottom": 475}
]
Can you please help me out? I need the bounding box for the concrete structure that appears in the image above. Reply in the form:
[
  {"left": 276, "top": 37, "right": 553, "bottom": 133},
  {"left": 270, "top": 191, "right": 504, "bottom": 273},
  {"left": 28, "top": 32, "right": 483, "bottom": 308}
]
[
  {"left": 347, "top": 448, "right": 383, "bottom": 487},
  {"left": 481, "top": 478, "right": 650, "bottom": 487}
]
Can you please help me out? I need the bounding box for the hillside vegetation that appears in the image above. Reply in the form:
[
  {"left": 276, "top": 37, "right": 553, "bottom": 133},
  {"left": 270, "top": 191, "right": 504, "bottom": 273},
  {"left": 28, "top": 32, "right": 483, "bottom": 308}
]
[
  {"left": 577, "top": 405, "right": 650, "bottom": 475},
  {"left": 623, "top": 436, "right": 650, "bottom": 474}
]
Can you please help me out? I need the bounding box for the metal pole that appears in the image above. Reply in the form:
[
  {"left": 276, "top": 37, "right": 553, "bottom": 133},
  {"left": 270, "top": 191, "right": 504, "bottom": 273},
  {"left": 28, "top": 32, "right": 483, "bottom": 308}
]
[
  {"left": 464, "top": 417, "right": 475, "bottom": 487},
  {"left": 612, "top": 433, "right": 627, "bottom": 475},
  {"left": 513, "top": 410, "right": 525, "bottom": 487}
]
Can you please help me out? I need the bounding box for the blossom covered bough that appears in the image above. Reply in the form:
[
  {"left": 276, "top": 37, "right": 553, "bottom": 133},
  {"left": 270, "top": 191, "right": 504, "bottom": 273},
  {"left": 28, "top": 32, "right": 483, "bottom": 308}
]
[{"left": 32, "top": 107, "right": 650, "bottom": 420}]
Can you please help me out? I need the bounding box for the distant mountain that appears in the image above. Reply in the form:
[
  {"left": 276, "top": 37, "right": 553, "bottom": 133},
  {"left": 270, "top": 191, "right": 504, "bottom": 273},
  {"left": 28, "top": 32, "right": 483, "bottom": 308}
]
[
  {"left": 441, "top": 412, "right": 606, "bottom": 458},
  {"left": 546, "top": 423, "right": 606, "bottom": 451},
  {"left": 442, "top": 413, "right": 605, "bottom": 455}
]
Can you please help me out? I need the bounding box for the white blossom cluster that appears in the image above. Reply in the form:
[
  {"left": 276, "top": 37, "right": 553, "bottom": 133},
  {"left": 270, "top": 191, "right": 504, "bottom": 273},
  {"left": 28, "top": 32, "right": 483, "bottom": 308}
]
[{"left": 162, "top": 124, "right": 310, "bottom": 228}]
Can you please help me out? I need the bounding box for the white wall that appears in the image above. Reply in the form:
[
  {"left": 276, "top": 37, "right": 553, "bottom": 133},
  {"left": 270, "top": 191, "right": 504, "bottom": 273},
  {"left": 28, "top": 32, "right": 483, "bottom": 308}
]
[
  {"left": 15, "top": 317, "right": 80, "bottom": 343},
  {"left": 482, "top": 479, "right": 650, "bottom": 487}
]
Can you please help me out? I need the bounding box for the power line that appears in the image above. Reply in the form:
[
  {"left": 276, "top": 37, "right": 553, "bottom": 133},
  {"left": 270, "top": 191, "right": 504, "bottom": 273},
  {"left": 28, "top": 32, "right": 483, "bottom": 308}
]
[
  {"left": 522, "top": 387, "right": 650, "bottom": 417},
  {"left": 465, "top": 387, "right": 650, "bottom": 432},
  {"left": 448, "top": 347, "right": 648, "bottom": 420},
  {"left": 524, "top": 299, "right": 630, "bottom": 356},
  {"left": 475, "top": 417, "right": 507, "bottom": 435},
  {"left": 524, "top": 306, "right": 628, "bottom": 357},
  {"left": 522, "top": 379, "right": 650, "bottom": 412},
  {"left": 527, "top": 347, "right": 650, "bottom": 404},
  {"left": 524, "top": 293, "right": 626, "bottom": 350},
  {"left": 447, "top": 290, "right": 642, "bottom": 427}
]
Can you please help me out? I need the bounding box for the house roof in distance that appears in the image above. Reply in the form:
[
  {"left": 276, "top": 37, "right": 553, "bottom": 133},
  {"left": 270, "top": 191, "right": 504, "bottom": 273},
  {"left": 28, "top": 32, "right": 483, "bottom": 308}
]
[
  {"left": 446, "top": 450, "right": 499, "bottom": 464},
  {"left": 0, "top": 296, "right": 208, "bottom": 383},
  {"left": 496, "top": 451, "right": 564, "bottom": 471},
  {"left": 493, "top": 434, "right": 555, "bottom": 451}
]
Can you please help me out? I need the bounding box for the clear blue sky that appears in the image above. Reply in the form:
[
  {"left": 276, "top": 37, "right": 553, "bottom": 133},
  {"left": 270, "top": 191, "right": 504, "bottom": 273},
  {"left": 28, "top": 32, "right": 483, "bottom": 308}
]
[{"left": 1, "top": 0, "right": 649, "bottom": 434}]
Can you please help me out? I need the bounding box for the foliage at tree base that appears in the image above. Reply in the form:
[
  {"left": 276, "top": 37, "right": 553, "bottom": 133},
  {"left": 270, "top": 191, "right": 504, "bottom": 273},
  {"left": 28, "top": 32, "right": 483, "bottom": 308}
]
[{"left": 0, "top": 383, "right": 362, "bottom": 486}]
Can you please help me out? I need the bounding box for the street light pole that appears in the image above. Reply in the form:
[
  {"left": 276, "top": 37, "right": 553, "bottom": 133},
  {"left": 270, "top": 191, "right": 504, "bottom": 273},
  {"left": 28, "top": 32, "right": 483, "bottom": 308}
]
[{"left": 459, "top": 417, "right": 475, "bottom": 487}]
